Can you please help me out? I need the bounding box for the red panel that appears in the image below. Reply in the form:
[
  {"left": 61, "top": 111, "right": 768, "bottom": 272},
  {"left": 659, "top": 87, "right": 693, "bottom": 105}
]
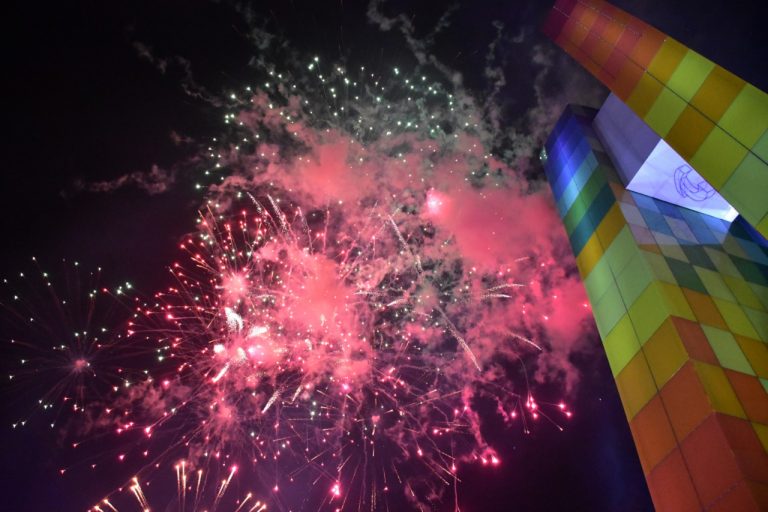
[
  {"left": 681, "top": 414, "right": 747, "bottom": 507},
  {"left": 671, "top": 317, "right": 719, "bottom": 365},
  {"left": 725, "top": 370, "right": 768, "bottom": 424},
  {"left": 590, "top": 9, "right": 609, "bottom": 39},
  {"left": 611, "top": 58, "right": 644, "bottom": 101},
  {"left": 716, "top": 414, "right": 768, "bottom": 484},
  {"left": 615, "top": 28, "right": 641, "bottom": 57},
  {"left": 554, "top": 0, "right": 578, "bottom": 14},
  {"left": 581, "top": 30, "right": 602, "bottom": 57},
  {"left": 603, "top": 46, "right": 627, "bottom": 78},
  {"left": 647, "top": 448, "right": 702, "bottom": 511},
  {"left": 708, "top": 481, "right": 768, "bottom": 512},
  {"left": 659, "top": 361, "right": 712, "bottom": 439}
]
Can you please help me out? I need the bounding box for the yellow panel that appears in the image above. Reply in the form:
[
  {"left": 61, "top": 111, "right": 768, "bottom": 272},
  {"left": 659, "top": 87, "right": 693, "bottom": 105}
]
[
  {"left": 719, "top": 84, "right": 768, "bottom": 149},
  {"left": 714, "top": 298, "right": 761, "bottom": 339},
  {"left": 658, "top": 282, "right": 696, "bottom": 321},
  {"left": 576, "top": 231, "right": 604, "bottom": 279},
  {"left": 642, "top": 318, "right": 689, "bottom": 388},
  {"left": 691, "top": 65, "right": 746, "bottom": 123},
  {"left": 694, "top": 362, "right": 747, "bottom": 419},
  {"left": 616, "top": 350, "right": 659, "bottom": 421},
  {"left": 689, "top": 126, "right": 748, "bottom": 189},
  {"left": 647, "top": 38, "right": 687, "bottom": 83},
  {"left": 626, "top": 73, "right": 664, "bottom": 118},
  {"left": 596, "top": 202, "right": 626, "bottom": 249},
  {"left": 665, "top": 105, "right": 715, "bottom": 161},
  {"left": 603, "top": 314, "right": 642, "bottom": 377}
]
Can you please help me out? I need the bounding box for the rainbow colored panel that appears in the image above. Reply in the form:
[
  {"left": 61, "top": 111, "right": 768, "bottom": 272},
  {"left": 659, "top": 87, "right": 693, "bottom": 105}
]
[
  {"left": 544, "top": 106, "right": 768, "bottom": 511},
  {"left": 543, "top": 0, "right": 768, "bottom": 240}
]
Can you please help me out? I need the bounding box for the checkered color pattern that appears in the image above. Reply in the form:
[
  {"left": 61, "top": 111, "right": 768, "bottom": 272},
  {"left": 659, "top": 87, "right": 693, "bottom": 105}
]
[
  {"left": 544, "top": 106, "right": 768, "bottom": 511},
  {"left": 542, "top": 0, "right": 768, "bottom": 239}
]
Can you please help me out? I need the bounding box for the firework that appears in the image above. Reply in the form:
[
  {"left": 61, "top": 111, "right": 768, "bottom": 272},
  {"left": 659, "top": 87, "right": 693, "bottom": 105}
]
[{"left": 4, "top": 48, "right": 590, "bottom": 511}]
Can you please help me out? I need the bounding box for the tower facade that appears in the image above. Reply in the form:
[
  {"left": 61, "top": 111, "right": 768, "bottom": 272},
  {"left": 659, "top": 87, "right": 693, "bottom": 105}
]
[{"left": 542, "top": 2, "right": 768, "bottom": 510}]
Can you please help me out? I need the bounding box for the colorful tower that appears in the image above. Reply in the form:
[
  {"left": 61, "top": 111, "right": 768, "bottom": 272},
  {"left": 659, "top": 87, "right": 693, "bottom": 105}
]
[{"left": 541, "top": 2, "right": 768, "bottom": 510}]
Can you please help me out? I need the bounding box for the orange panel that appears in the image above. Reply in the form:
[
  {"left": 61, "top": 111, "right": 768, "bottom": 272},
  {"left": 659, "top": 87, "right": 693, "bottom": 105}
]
[
  {"left": 597, "top": 12, "right": 622, "bottom": 45},
  {"left": 659, "top": 361, "right": 712, "bottom": 439},
  {"left": 562, "top": 14, "right": 590, "bottom": 47},
  {"left": 691, "top": 65, "right": 747, "bottom": 123},
  {"left": 611, "top": 58, "right": 645, "bottom": 101},
  {"left": 680, "top": 413, "right": 745, "bottom": 507},
  {"left": 724, "top": 370, "right": 768, "bottom": 424},
  {"left": 629, "top": 394, "right": 678, "bottom": 475},
  {"left": 630, "top": 28, "right": 666, "bottom": 69},
  {"left": 572, "top": 2, "right": 599, "bottom": 32},
  {"left": 647, "top": 448, "right": 702, "bottom": 511},
  {"left": 735, "top": 334, "right": 768, "bottom": 378},
  {"left": 665, "top": 105, "right": 716, "bottom": 161},
  {"left": 671, "top": 317, "right": 719, "bottom": 365},
  {"left": 695, "top": 362, "right": 747, "bottom": 419},
  {"left": 682, "top": 289, "right": 728, "bottom": 329}
]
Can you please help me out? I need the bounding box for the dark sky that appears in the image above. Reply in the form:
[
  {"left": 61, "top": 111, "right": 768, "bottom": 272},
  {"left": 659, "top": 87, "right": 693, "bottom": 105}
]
[{"left": 0, "top": 1, "right": 765, "bottom": 510}]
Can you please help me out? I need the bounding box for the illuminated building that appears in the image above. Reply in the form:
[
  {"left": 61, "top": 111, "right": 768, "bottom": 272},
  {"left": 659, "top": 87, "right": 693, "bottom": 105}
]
[{"left": 542, "top": 1, "right": 768, "bottom": 510}]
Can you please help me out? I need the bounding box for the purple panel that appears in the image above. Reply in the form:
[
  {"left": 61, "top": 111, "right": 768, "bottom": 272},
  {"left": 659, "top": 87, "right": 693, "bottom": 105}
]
[{"left": 593, "top": 93, "right": 659, "bottom": 185}]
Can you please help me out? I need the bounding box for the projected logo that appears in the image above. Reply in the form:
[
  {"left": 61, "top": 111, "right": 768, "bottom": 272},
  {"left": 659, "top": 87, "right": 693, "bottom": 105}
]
[{"left": 674, "top": 164, "right": 716, "bottom": 201}]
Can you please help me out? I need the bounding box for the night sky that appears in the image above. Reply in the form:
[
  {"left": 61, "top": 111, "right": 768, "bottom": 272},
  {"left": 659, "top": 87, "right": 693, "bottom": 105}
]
[{"left": 1, "top": 1, "right": 765, "bottom": 511}]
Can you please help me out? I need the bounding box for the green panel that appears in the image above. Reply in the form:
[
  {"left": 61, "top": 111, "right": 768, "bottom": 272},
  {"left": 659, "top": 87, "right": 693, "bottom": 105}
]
[
  {"left": 583, "top": 256, "right": 614, "bottom": 302},
  {"left": 722, "top": 153, "right": 768, "bottom": 223},
  {"left": 743, "top": 307, "right": 768, "bottom": 342},
  {"left": 695, "top": 266, "right": 737, "bottom": 301},
  {"left": 643, "top": 250, "right": 676, "bottom": 283},
  {"left": 704, "top": 248, "right": 742, "bottom": 278},
  {"left": 753, "top": 128, "right": 768, "bottom": 163},
  {"left": 602, "top": 314, "right": 641, "bottom": 377},
  {"left": 604, "top": 226, "right": 640, "bottom": 275},
  {"left": 716, "top": 299, "right": 761, "bottom": 339},
  {"left": 593, "top": 282, "right": 627, "bottom": 338},
  {"left": 719, "top": 84, "right": 768, "bottom": 149},
  {"left": 616, "top": 252, "right": 653, "bottom": 305},
  {"left": 723, "top": 275, "right": 764, "bottom": 310},
  {"left": 689, "top": 126, "right": 747, "bottom": 189},
  {"left": 666, "top": 50, "right": 715, "bottom": 102},
  {"left": 666, "top": 257, "right": 707, "bottom": 293},
  {"left": 702, "top": 325, "right": 755, "bottom": 375},
  {"left": 749, "top": 282, "right": 768, "bottom": 310},
  {"left": 628, "top": 283, "right": 670, "bottom": 344},
  {"left": 562, "top": 191, "right": 590, "bottom": 234},
  {"left": 644, "top": 87, "right": 687, "bottom": 137}
]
